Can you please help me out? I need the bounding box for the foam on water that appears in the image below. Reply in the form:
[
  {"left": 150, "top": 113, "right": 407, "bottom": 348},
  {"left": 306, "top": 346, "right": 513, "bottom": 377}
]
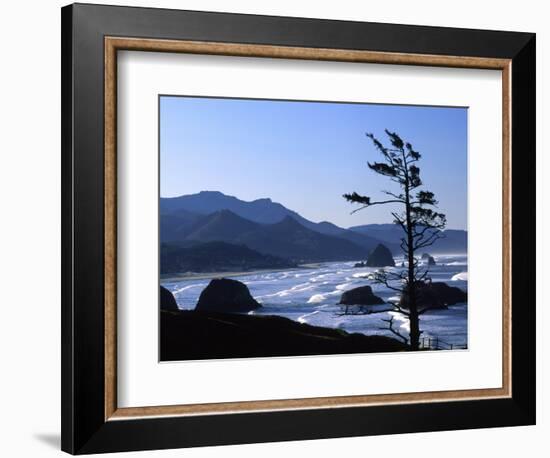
[
  {"left": 298, "top": 310, "right": 321, "bottom": 323},
  {"left": 452, "top": 271, "right": 468, "bottom": 281},
  {"left": 307, "top": 294, "right": 327, "bottom": 304},
  {"left": 172, "top": 284, "right": 203, "bottom": 295},
  {"left": 335, "top": 282, "right": 352, "bottom": 291},
  {"left": 352, "top": 272, "right": 370, "bottom": 278},
  {"left": 162, "top": 254, "right": 468, "bottom": 346}
]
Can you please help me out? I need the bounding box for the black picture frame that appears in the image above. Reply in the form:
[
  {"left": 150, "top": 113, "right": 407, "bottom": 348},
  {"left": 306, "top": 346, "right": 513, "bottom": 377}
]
[{"left": 61, "top": 3, "right": 536, "bottom": 454}]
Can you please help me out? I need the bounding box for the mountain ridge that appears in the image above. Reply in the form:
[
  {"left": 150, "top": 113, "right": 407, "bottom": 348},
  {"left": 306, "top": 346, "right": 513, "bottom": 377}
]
[
  {"left": 164, "top": 209, "right": 372, "bottom": 263},
  {"left": 160, "top": 191, "right": 467, "bottom": 258},
  {"left": 160, "top": 191, "right": 399, "bottom": 253}
]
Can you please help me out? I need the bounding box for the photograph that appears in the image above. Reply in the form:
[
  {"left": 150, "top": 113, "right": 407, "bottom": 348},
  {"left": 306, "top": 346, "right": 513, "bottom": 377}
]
[{"left": 158, "top": 96, "right": 469, "bottom": 361}]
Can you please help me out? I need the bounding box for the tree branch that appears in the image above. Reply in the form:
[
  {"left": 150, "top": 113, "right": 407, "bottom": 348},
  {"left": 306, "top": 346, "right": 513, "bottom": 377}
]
[
  {"left": 380, "top": 316, "right": 408, "bottom": 344},
  {"left": 336, "top": 307, "right": 395, "bottom": 316}
]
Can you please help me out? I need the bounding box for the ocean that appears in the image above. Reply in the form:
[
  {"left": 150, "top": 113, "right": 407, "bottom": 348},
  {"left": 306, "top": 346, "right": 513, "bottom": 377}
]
[{"left": 161, "top": 254, "right": 468, "bottom": 349}]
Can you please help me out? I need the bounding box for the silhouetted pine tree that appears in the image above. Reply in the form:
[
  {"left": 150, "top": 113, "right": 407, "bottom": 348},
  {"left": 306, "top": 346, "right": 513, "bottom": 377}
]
[{"left": 344, "top": 129, "right": 446, "bottom": 350}]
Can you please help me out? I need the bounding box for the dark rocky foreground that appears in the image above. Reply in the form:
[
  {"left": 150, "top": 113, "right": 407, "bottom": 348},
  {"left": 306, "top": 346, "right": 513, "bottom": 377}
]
[
  {"left": 160, "top": 285, "right": 179, "bottom": 311},
  {"left": 160, "top": 309, "right": 408, "bottom": 361}
]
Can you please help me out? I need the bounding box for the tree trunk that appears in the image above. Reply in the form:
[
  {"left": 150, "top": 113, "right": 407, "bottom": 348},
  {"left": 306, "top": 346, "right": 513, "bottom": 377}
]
[
  {"left": 406, "top": 240, "right": 420, "bottom": 350},
  {"left": 403, "top": 154, "right": 420, "bottom": 351},
  {"left": 406, "top": 220, "right": 420, "bottom": 350},
  {"left": 408, "top": 308, "right": 420, "bottom": 350}
]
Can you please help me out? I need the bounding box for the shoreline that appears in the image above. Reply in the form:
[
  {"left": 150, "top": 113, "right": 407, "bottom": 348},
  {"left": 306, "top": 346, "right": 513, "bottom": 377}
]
[
  {"left": 159, "top": 256, "right": 467, "bottom": 282},
  {"left": 160, "top": 263, "right": 324, "bottom": 282},
  {"left": 160, "top": 257, "right": 468, "bottom": 349}
]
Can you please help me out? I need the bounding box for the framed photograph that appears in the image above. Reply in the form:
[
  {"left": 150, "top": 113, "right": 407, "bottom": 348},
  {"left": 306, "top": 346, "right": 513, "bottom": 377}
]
[{"left": 61, "top": 3, "right": 536, "bottom": 454}]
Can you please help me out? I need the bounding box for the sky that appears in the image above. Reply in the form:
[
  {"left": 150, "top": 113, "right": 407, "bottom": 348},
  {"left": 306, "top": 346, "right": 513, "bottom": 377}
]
[{"left": 160, "top": 96, "right": 468, "bottom": 230}]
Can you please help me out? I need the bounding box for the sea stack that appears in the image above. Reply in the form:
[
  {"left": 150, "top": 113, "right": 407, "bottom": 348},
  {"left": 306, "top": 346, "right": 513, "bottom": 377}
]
[
  {"left": 399, "top": 281, "right": 467, "bottom": 309},
  {"left": 339, "top": 285, "right": 385, "bottom": 305},
  {"left": 366, "top": 244, "right": 395, "bottom": 267},
  {"left": 421, "top": 253, "right": 437, "bottom": 266},
  {"left": 195, "top": 278, "right": 261, "bottom": 313}
]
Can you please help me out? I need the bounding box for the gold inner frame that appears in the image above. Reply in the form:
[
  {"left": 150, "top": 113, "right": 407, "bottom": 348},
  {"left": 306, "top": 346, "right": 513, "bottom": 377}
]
[{"left": 104, "top": 37, "right": 512, "bottom": 421}]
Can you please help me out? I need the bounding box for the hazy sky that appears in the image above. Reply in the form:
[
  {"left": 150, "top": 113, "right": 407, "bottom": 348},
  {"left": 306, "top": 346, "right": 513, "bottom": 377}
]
[{"left": 160, "top": 96, "right": 467, "bottom": 230}]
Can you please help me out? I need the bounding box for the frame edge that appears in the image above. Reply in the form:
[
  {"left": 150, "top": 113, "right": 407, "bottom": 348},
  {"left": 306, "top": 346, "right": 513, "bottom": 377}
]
[
  {"left": 63, "top": 3, "right": 536, "bottom": 453},
  {"left": 61, "top": 3, "right": 75, "bottom": 454}
]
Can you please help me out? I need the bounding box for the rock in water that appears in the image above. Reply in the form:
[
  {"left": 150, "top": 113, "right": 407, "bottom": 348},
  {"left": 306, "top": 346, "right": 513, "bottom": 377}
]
[
  {"left": 354, "top": 261, "right": 366, "bottom": 268},
  {"left": 399, "top": 281, "right": 467, "bottom": 309},
  {"left": 421, "top": 253, "right": 436, "bottom": 265},
  {"left": 339, "top": 285, "right": 385, "bottom": 305},
  {"left": 366, "top": 244, "right": 395, "bottom": 267},
  {"left": 196, "top": 278, "right": 261, "bottom": 313},
  {"left": 160, "top": 285, "right": 179, "bottom": 311}
]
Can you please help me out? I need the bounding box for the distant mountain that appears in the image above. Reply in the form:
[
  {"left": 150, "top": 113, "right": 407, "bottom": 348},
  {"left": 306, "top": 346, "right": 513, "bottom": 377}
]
[
  {"left": 160, "top": 191, "right": 393, "bottom": 253},
  {"left": 348, "top": 224, "right": 403, "bottom": 244},
  {"left": 236, "top": 215, "right": 372, "bottom": 262},
  {"left": 349, "top": 224, "right": 467, "bottom": 254},
  {"left": 160, "top": 191, "right": 466, "bottom": 260},
  {"left": 161, "top": 241, "right": 295, "bottom": 275},
  {"left": 185, "top": 209, "right": 259, "bottom": 242},
  {"left": 306, "top": 220, "right": 398, "bottom": 252},
  {"left": 160, "top": 191, "right": 301, "bottom": 223},
  {"left": 431, "top": 229, "right": 468, "bottom": 253},
  {"left": 164, "top": 209, "right": 371, "bottom": 263},
  {"left": 160, "top": 208, "right": 202, "bottom": 241}
]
